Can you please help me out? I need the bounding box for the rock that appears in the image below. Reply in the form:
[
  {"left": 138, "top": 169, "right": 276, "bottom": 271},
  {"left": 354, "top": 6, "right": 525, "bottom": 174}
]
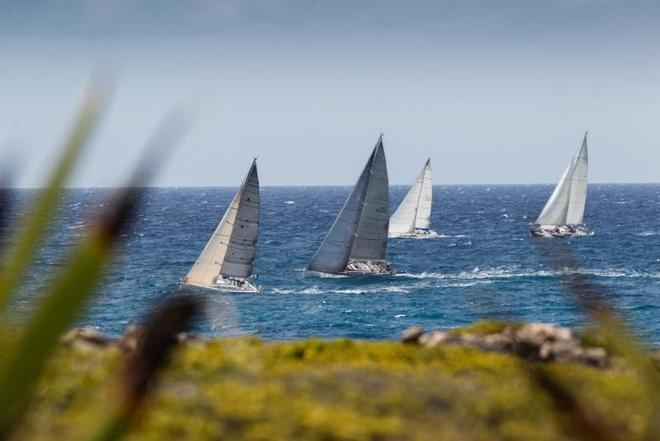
[
  {"left": 579, "top": 347, "right": 609, "bottom": 368},
  {"left": 176, "top": 332, "right": 199, "bottom": 344},
  {"left": 513, "top": 323, "right": 575, "bottom": 361},
  {"left": 401, "top": 322, "right": 609, "bottom": 367},
  {"left": 516, "top": 323, "right": 572, "bottom": 345},
  {"left": 401, "top": 326, "right": 424, "bottom": 344},
  {"left": 473, "top": 332, "right": 513, "bottom": 352},
  {"left": 419, "top": 330, "right": 447, "bottom": 348},
  {"left": 61, "top": 327, "right": 111, "bottom": 350},
  {"left": 120, "top": 324, "right": 144, "bottom": 352}
]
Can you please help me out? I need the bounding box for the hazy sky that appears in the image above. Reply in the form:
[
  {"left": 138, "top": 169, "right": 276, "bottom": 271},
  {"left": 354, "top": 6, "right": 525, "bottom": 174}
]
[{"left": 1, "top": 0, "right": 659, "bottom": 187}]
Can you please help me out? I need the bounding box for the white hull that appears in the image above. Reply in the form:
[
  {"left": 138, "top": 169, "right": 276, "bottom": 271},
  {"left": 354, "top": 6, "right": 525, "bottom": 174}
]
[
  {"left": 389, "top": 228, "right": 439, "bottom": 239},
  {"left": 180, "top": 277, "right": 259, "bottom": 294},
  {"left": 529, "top": 224, "right": 594, "bottom": 239}
]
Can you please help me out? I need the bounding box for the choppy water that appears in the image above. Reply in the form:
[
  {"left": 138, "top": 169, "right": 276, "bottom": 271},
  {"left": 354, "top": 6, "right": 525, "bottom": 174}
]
[{"left": 12, "top": 185, "right": 660, "bottom": 344}]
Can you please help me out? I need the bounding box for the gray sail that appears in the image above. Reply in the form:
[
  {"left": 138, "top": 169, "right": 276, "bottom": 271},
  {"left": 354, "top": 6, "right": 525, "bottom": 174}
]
[
  {"left": 220, "top": 160, "right": 260, "bottom": 278},
  {"left": 307, "top": 137, "right": 384, "bottom": 273},
  {"left": 349, "top": 138, "right": 389, "bottom": 260},
  {"left": 566, "top": 133, "right": 588, "bottom": 225},
  {"left": 184, "top": 160, "right": 259, "bottom": 286}
]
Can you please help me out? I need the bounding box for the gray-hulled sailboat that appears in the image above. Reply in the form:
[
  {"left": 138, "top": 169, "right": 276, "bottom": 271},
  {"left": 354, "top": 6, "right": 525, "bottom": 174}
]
[
  {"left": 389, "top": 158, "right": 437, "bottom": 238},
  {"left": 307, "top": 135, "right": 394, "bottom": 275},
  {"left": 530, "top": 132, "right": 592, "bottom": 238},
  {"left": 181, "top": 159, "right": 260, "bottom": 292}
]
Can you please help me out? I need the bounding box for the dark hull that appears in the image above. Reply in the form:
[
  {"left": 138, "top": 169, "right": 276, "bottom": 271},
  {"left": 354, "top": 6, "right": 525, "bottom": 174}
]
[{"left": 529, "top": 225, "right": 594, "bottom": 239}]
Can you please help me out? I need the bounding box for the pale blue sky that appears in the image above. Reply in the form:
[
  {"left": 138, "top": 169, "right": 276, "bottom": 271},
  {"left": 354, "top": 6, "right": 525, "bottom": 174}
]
[{"left": 1, "top": 0, "right": 659, "bottom": 187}]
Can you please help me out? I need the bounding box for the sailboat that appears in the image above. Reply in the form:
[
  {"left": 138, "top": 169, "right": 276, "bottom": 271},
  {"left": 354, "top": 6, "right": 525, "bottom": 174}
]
[
  {"left": 530, "top": 132, "right": 592, "bottom": 238},
  {"left": 307, "top": 135, "right": 394, "bottom": 276},
  {"left": 389, "top": 158, "right": 437, "bottom": 238},
  {"left": 181, "top": 159, "right": 260, "bottom": 292}
]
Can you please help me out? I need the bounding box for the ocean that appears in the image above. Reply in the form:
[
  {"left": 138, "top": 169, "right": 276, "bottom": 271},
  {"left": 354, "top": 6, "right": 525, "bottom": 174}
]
[{"left": 11, "top": 185, "right": 660, "bottom": 345}]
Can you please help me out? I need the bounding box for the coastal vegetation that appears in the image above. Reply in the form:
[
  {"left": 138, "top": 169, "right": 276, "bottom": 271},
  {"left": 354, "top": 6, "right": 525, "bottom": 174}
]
[{"left": 5, "top": 329, "right": 660, "bottom": 441}]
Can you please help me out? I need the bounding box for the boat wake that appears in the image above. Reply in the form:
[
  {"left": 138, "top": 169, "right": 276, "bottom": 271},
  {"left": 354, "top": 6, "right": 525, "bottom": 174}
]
[
  {"left": 272, "top": 285, "right": 414, "bottom": 295},
  {"left": 396, "top": 266, "right": 660, "bottom": 282}
]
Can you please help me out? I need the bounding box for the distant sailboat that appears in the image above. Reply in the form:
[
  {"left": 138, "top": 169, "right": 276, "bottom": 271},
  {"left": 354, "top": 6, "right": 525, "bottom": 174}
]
[
  {"left": 181, "top": 159, "right": 260, "bottom": 292},
  {"left": 307, "top": 135, "right": 394, "bottom": 275},
  {"left": 389, "top": 158, "right": 438, "bottom": 238},
  {"left": 530, "top": 132, "right": 592, "bottom": 238}
]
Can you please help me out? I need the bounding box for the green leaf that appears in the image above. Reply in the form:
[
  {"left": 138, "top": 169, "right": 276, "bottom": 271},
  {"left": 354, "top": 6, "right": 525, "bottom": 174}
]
[{"left": 0, "top": 82, "right": 109, "bottom": 314}]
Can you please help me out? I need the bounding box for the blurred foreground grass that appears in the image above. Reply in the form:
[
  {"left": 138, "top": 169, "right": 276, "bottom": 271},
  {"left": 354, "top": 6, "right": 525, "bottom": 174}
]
[{"left": 8, "top": 335, "right": 659, "bottom": 441}]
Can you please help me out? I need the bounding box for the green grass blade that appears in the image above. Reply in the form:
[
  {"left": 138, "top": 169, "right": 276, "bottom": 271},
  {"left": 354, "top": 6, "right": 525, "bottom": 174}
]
[
  {"left": 0, "top": 82, "right": 109, "bottom": 314},
  {"left": 533, "top": 242, "right": 660, "bottom": 440},
  {"left": 0, "top": 108, "right": 188, "bottom": 435},
  {"left": 0, "top": 222, "right": 116, "bottom": 432},
  {"left": 79, "top": 296, "right": 201, "bottom": 441}
]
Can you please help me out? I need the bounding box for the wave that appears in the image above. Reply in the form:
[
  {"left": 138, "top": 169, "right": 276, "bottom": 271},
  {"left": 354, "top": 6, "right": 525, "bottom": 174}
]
[
  {"left": 396, "top": 266, "right": 660, "bottom": 281},
  {"left": 637, "top": 231, "right": 660, "bottom": 237},
  {"left": 412, "top": 233, "right": 448, "bottom": 240},
  {"left": 272, "top": 285, "right": 413, "bottom": 295},
  {"left": 67, "top": 221, "right": 87, "bottom": 230}
]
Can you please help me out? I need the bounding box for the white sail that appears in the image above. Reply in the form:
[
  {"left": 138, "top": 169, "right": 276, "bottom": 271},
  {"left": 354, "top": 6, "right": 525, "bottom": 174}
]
[
  {"left": 389, "top": 166, "right": 424, "bottom": 235},
  {"left": 184, "top": 160, "right": 259, "bottom": 286},
  {"left": 535, "top": 161, "right": 573, "bottom": 227},
  {"left": 535, "top": 133, "right": 589, "bottom": 227},
  {"left": 415, "top": 159, "right": 432, "bottom": 229},
  {"left": 308, "top": 136, "right": 390, "bottom": 273},
  {"left": 566, "top": 133, "right": 588, "bottom": 225}
]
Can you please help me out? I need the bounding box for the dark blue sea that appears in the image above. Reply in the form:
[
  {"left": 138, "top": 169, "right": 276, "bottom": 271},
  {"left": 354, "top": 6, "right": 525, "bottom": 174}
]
[{"left": 13, "top": 185, "right": 660, "bottom": 345}]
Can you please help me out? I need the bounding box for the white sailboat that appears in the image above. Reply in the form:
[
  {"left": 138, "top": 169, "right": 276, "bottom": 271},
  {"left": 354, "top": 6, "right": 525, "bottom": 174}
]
[
  {"left": 389, "top": 158, "right": 438, "bottom": 238},
  {"left": 307, "top": 135, "right": 394, "bottom": 276},
  {"left": 530, "top": 132, "right": 592, "bottom": 238},
  {"left": 181, "top": 159, "right": 260, "bottom": 292}
]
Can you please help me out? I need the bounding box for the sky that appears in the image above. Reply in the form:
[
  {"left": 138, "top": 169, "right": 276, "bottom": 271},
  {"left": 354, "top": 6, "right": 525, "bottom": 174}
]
[{"left": 1, "top": 0, "right": 659, "bottom": 187}]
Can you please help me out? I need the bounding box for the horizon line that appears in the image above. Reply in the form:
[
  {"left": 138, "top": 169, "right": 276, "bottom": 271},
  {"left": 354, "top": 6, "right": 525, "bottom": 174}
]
[{"left": 4, "top": 181, "right": 660, "bottom": 190}]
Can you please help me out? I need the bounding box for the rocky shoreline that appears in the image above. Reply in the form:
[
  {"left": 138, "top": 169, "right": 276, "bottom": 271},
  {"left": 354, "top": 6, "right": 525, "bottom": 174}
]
[
  {"left": 63, "top": 321, "right": 614, "bottom": 368},
  {"left": 400, "top": 322, "right": 609, "bottom": 367}
]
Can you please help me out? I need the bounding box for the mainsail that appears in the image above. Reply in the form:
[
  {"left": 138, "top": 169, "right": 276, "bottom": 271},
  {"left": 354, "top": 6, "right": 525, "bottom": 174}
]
[
  {"left": 308, "top": 136, "right": 390, "bottom": 274},
  {"left": 184, "top": 160, "right": 260, "bottom": 286},
  {"left": 566, "top": 134, "right": 588, "bottom": 225},
  {"left": 535, "top": 133, "right": 589, "bottom": 227},
  {"left": 389, "top": 159, "right": 432, "bottom": 235}
]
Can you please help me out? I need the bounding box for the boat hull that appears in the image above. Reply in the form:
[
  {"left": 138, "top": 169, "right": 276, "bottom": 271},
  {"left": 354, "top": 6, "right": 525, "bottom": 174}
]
[
  {"left": 180, "top": 278, "right": 259, "bottom": 294},
  {"left": 389, "top": 228, "right": 439, "bottom": 239},
  {"left": 529, "top": 224, "right": 594, "bottom": 239},
  {"left": 341, "top": 259, "right": 395, "bottom": 276}
]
